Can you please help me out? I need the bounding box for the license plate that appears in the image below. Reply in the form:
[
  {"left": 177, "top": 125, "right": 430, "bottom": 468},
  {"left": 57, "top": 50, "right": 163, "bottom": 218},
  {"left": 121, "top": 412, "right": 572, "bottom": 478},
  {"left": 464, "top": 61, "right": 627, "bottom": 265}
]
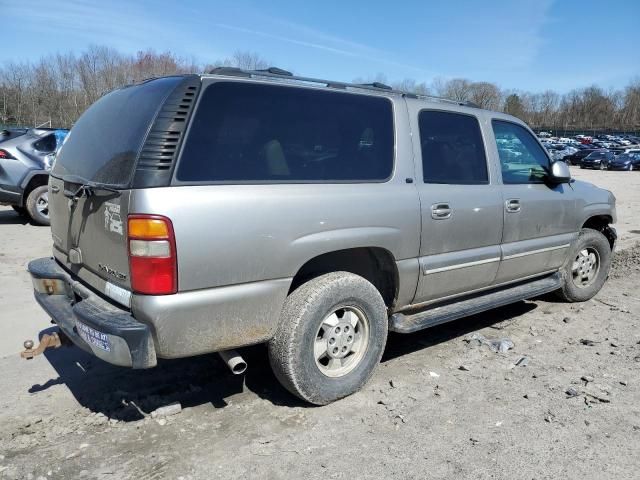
[{"left": 76, "top": 321, "right": 111, "bottom": 352}]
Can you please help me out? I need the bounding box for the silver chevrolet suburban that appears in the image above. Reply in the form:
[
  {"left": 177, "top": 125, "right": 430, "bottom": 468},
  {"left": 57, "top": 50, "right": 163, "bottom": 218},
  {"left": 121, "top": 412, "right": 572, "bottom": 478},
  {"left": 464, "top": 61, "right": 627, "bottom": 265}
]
[{"left": 27, "top": 68, "right": 616, "bottom": 405}]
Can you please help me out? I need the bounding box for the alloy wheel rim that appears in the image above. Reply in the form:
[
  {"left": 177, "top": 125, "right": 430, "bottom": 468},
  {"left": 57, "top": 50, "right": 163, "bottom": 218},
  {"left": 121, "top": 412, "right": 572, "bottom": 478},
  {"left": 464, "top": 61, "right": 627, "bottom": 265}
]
[
  {"left": 571, "top": 247, "right": 600, "bottom": 288},
  {"left": 36, "top": 191, "right": 49, "bottom": 218},
  {"left": 314, "top": 306, "right": 370, "bottom": 378}
]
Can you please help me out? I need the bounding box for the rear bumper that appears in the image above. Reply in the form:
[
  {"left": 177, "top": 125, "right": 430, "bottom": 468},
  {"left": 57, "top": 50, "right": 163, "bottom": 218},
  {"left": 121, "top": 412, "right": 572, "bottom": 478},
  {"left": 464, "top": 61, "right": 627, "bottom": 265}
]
[{"left": 28, "top": 257, "right": 156, "bottom": 368}]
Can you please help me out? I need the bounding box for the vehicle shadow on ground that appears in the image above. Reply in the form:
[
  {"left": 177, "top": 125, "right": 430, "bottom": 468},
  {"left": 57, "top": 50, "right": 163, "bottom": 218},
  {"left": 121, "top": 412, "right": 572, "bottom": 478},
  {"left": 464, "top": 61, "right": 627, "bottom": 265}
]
[
  {"left": 30, "top": 301, "right": 537, "bottom": 421},
  {"left": 0, "top": 209, "right": 29, "bottom": 225},
  {"left": 383, "top": 300, "right": 537, "bottom": 361}
]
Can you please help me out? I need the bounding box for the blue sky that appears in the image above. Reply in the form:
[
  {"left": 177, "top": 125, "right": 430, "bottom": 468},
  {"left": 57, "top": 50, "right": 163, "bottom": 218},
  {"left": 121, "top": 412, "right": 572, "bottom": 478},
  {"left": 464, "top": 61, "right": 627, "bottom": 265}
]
[{"left": 3, "top": 0, "right": 638, "bottom": 92}]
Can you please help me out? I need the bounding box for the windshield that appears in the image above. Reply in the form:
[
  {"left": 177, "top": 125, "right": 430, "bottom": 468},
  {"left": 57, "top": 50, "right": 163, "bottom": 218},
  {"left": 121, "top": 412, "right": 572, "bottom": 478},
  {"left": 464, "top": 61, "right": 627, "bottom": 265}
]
[
  {"left": 585, "top": 151, "right": 606, "bottom": 159},
  {"left": 52, "top": 76, "right": 183, "bottom": 186}
]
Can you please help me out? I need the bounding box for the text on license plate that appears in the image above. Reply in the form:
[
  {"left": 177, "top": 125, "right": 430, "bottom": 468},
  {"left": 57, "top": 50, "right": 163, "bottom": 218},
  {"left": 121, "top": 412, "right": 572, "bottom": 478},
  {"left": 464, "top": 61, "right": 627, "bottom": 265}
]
[{"left": 76, "top": 321, "right": 111, "bottom": 352}]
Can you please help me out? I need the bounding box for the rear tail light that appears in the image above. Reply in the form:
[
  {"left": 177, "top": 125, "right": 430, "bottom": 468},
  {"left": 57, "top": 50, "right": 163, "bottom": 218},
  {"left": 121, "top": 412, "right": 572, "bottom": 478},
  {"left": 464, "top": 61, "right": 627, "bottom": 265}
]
[
  {"left": 0, "top": 149, "right": 14, "bottom": 159},
  {"left": 128, "top": 215, "right": 177, "bottom": 295}
]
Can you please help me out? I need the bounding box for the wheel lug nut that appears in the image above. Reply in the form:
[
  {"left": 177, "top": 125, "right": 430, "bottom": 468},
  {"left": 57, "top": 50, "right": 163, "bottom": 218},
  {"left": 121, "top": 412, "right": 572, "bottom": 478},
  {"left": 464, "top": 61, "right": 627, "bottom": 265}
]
[
  {"left": 347, "top": 336, "right": 353, "bottom": 342},
  {"left": 329, "top": 338, "right": 335, "bottom": 345},
  {"left": 333, "top": 347, "right": 339, "bottom": 354},
  {"left": 335, "top": 327, "right": 341, "bottom": 334}
]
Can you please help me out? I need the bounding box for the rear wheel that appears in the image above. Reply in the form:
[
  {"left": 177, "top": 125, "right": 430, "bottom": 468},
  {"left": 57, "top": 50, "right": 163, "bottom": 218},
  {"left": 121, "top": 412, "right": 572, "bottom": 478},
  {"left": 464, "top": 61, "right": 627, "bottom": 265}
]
[
  {"left": 555, "top": 228, "right": 611, "bottom": 302},
  {"left": 268, "top": 272, "right": 388, "bottom": 405},
  {"left": 25, "top": 185, "right": 50, "bottom": 226}
]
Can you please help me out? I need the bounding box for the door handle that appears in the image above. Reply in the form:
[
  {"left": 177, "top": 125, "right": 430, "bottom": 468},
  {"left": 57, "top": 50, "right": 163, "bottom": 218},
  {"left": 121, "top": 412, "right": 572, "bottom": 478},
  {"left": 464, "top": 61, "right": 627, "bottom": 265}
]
[
  {"left": 431, "top": 203, "right": 452, "bottom": 219},
  {"left": 505, "top": 199, "right": 521, "bottom": 213},
  {"left": 51, "top": 185, "right": 60, "bottom": 194}
]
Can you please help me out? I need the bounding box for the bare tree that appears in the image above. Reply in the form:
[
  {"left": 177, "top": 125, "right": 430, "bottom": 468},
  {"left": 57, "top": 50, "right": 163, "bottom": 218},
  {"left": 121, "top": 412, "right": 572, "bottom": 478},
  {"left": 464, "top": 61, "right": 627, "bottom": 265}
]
[
  {"left": 1, "top": 45, "right": 637, "bottom": 133},
  {"left": 468, "top": 82, "right": 502, "bottom": 109}
]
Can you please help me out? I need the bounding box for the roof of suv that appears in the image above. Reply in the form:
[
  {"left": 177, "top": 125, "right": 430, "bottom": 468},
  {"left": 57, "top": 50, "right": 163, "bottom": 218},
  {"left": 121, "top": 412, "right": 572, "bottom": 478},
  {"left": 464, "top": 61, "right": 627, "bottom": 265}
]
[{"left": 201, "top": 66, "right": 483, "bottom": 110}]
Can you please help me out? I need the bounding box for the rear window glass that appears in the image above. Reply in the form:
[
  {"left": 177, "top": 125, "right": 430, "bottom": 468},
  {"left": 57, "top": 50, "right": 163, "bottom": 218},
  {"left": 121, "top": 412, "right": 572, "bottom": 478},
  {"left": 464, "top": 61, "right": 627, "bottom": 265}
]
[
  {"left": 53, "top": 77, "right": 182, "bottom": 185},
  {"left": 176, "top": 82, "right": 394, "bottom": 183}
]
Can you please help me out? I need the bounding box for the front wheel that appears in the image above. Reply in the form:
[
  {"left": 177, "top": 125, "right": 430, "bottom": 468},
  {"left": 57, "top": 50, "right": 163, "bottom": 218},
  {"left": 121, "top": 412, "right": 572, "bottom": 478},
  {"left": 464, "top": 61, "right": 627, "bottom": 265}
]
[
  {"left": 268, "top": 272, "right": 388, "bottom": 405},
  {"left": 555, "top": 228, "right": 612, "bottom": 302}
]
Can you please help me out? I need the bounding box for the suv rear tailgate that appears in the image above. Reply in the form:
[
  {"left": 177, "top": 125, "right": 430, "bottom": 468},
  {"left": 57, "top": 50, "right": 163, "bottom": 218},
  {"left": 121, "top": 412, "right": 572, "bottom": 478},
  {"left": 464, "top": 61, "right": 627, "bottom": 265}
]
[{"left": 49, "top": 179, "right": 133, "bottom": 305}]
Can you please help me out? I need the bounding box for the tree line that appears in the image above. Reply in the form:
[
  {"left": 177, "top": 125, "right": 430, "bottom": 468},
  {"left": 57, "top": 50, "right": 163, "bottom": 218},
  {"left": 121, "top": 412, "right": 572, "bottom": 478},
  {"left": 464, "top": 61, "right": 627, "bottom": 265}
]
[{"left": 1, "top": 45, "right": 638, "bottom": 133}]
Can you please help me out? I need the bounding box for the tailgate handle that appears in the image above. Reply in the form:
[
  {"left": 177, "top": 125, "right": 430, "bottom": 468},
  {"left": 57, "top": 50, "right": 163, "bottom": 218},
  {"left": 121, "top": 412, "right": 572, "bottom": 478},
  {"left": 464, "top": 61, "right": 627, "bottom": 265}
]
[{"left": 51, "top": 185, "right": 60, "bottom": 194}]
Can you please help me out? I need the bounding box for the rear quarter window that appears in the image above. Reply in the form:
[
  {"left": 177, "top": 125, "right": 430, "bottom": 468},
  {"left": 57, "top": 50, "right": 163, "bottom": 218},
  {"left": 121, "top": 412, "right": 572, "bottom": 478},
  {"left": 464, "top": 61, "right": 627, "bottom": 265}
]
[{"left": 176, "top": 82, "right": 394, "bottom": 183}]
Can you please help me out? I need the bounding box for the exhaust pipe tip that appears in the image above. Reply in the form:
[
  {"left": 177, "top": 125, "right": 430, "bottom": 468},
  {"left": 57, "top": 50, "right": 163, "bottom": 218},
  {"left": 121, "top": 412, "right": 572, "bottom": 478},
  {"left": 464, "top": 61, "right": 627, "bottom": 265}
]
[{"left": 218, "top": 349, "right": 247, "bottom": 375}]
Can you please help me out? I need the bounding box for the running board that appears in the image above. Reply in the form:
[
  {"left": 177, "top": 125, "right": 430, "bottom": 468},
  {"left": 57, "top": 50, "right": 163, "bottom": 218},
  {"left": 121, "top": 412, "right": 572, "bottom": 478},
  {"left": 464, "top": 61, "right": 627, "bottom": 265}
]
[{"left": 390, "top": 273, "right": 562, "bottom": 334}]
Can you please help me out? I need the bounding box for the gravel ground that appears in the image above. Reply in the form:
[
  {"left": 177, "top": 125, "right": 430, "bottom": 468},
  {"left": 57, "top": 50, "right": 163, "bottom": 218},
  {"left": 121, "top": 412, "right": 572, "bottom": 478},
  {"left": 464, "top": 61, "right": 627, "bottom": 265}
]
[{"left": 0, "top": 168, "right": 639, "bottom": 480}]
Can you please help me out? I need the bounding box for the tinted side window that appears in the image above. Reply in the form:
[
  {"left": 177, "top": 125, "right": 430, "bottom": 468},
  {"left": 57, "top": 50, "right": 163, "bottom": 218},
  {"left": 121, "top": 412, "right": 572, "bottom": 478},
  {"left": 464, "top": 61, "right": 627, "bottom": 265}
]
[
  {"left": 33, "top": 134, "right": 57, "bottom": 153},
  {"left": 492, "top": 120, "right": 550, "bottom": 184},
  {"left": 418, "top": 111, "right": 488, "bottom": 185},
  {"left": 176, "top": 82, "right": 394, "bottom": 182}
]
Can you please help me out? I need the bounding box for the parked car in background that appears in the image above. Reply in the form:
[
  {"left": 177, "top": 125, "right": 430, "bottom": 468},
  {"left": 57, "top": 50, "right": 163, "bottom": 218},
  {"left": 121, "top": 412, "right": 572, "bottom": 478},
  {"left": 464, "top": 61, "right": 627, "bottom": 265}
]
[
  {"left": 549, "top": 145, "right": 578, "bottom": 162},
  {"left": 580, "top": 150, "right": 615, "bottom": 170},
  {"left": 607, "top": 152, "right": 640, "bottom": 171},
  {"left": 0, "top": 128, "right": 68, "bottom": 225},
  {"left": 566, "top": 148, "right": 598, "bottom": 166}
]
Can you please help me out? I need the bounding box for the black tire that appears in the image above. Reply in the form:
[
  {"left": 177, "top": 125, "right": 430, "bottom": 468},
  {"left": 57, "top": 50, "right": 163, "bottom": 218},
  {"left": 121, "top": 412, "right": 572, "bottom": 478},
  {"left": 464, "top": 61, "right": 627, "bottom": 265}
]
[
  {"left": 555, "top": 228, "right": 612, "bottom": 302},
  {"left": 11, "top": 205, "right": 27, "bottom": 216},
  {"left": 580, "top": 165, "right": 585, "bottom": 169},
  {"left": 25, "top": 185, "right": 50, "bottom": 226},
  {"left": 268, "top": 272, "right": 388, "bottom": 405}
]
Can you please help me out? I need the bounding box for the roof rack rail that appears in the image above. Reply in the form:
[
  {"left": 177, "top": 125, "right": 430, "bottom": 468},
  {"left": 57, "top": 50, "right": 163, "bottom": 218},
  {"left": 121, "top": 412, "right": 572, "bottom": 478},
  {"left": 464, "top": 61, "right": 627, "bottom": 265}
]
[
  {"left": 204, "top": 67, "right": 483, "bottom": 109},
  {"left": 356, "top": 82, "right": 392, "bottom": 90},
  {"left": 254, "top": 67, "right": 293, "bottom": 76},
  {"left": 207, "top": 66, "right": 251, "bottom": 77}
]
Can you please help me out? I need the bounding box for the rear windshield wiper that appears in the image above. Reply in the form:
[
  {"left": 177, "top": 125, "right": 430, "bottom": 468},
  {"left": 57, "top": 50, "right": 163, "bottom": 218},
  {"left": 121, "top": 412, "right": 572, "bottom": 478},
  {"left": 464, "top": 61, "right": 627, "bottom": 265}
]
[{"left": 50, "top": 173, "right": 122, "bottom": 199}]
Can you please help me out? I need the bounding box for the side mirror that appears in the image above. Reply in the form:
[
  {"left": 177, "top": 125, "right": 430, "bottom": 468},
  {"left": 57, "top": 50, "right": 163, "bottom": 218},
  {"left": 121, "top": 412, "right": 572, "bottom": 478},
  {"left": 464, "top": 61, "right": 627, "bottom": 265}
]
[{"left": 549, "top": 161, "right": 571, "bottom": 183}]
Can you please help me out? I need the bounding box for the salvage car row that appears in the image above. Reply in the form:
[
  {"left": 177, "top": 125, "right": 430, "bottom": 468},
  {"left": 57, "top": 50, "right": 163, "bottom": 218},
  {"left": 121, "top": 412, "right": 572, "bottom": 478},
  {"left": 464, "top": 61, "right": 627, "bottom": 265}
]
[{"left": 538, "top": 133, "right": 640, "bottom": 171}]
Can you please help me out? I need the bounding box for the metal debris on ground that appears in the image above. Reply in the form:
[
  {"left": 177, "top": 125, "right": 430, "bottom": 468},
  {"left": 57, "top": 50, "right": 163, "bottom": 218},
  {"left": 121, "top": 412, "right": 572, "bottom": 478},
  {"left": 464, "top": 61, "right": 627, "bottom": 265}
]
[
  {"left": 565, "top": 387, "right": 580, "bottom": 397},
  {"left": 466, "top": 332, "right": 514, "bottom": 353}
]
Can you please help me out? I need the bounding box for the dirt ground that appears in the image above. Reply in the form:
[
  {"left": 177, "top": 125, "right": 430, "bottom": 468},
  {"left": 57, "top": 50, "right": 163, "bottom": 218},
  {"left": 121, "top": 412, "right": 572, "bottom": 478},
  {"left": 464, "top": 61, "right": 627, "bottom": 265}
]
[{"left": 0, "top": 168, "right": 639, "bottom": 480}]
